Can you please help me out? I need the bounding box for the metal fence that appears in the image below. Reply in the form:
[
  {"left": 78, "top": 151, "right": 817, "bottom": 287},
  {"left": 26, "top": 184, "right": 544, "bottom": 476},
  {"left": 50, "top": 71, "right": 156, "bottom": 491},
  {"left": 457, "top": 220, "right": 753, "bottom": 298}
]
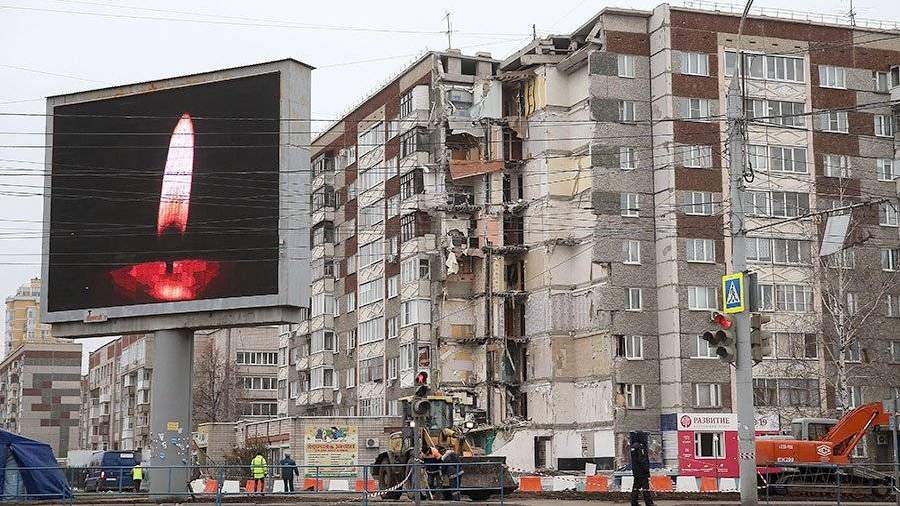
[
  {"left": 3, "top": 461, "right": 510, "bottom": 505},
  {"left": 757, "top": 462, "right": 899, "bottom": 505}
]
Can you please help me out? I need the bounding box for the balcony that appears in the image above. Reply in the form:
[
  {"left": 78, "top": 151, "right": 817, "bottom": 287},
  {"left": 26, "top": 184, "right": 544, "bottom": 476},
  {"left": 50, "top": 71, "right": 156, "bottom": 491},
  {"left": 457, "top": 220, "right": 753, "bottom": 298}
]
[
  {"left": 99, "top": 393, "right": 111, "bottom": 403},
  {"left": 308, "top": 388, "right": 334, "bottom": 406},
  {"left": 136, "top": 378, "right": 150, "bottom": 390}
]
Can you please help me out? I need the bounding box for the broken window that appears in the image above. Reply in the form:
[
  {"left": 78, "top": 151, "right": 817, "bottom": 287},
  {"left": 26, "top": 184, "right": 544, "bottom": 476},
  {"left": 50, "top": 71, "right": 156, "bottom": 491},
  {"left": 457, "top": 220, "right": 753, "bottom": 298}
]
[
  {"left": 534, "top": 436, "right": 551, "bottom": 469},
  {"left": 400, "top": 168, "right": 424, "bottom": 200}
]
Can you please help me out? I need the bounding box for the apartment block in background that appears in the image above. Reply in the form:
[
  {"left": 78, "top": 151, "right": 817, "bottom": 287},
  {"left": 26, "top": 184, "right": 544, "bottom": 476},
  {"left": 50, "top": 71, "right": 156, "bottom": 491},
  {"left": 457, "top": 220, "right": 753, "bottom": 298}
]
[
  {"left": 0, "top": 340, "right": 82, "bottom": 457},
  {"left": 82, "top": 334, "right": 153, "bottom": 451},
  {"left": 3, "top": 278, "right": 52, "bottom": 359}
]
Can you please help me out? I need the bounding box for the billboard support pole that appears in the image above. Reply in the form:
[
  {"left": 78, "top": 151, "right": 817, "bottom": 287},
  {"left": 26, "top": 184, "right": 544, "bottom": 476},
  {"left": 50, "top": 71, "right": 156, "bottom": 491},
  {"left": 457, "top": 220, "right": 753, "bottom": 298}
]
[{"left": 149, "top": 328, "right": 194, "bottom": 499}]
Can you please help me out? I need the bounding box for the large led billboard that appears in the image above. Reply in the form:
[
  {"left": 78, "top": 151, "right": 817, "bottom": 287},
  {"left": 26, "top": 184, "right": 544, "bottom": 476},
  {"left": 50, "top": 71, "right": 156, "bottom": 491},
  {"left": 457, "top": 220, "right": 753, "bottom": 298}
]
[{"left": 42, "top": 60, "right": 311, "bottom": 336}]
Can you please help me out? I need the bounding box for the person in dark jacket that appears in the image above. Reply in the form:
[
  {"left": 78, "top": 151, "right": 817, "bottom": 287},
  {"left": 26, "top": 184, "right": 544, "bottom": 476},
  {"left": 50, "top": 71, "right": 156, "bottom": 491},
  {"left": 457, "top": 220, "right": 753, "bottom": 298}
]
[
  {"left": 629, "top": 431, "right": 654, "bottom": 506},
  {"left": 279, "top": 454, "right": 299, "bottom": 493}
]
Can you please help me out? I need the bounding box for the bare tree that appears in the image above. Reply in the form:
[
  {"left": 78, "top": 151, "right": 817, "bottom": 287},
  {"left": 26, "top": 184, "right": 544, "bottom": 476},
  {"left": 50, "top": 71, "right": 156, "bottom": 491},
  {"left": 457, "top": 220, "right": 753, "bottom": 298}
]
[{"left": 193, "top": 338, "right": 245, "bottom": 423}]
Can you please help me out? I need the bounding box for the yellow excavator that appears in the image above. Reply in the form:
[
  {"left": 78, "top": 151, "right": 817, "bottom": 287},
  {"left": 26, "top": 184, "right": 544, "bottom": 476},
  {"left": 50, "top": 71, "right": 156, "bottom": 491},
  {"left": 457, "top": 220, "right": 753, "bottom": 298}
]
[{"left": 372, "top": 392, "right": 517, "bottom": 501}]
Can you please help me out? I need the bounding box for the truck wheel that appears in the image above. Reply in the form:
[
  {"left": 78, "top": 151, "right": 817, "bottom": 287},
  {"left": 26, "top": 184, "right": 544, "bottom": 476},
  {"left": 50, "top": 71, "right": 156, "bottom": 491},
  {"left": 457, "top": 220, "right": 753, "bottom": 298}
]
[{"left": 465, "top": 490, "right": 493, "bottom": 501}]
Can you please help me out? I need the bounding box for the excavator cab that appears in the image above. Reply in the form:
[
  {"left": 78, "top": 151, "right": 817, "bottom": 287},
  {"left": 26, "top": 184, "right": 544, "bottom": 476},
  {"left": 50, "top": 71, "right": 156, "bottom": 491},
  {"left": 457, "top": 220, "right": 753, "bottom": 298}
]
[{"left": 790, "top": 418, "right": 836, "bottom": 441}]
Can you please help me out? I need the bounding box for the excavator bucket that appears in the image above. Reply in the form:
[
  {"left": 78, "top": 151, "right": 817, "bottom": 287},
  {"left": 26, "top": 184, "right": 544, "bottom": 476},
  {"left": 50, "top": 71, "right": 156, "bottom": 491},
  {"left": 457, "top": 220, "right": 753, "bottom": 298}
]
[{"left": 454, "top": 456, "right": 518, "bottom": 501}]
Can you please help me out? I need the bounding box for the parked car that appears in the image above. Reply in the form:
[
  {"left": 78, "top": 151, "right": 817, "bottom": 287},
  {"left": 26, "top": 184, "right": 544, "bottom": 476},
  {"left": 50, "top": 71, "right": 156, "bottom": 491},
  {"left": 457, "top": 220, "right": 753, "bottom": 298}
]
[{"left": 84, "top": 451, "right": 137, "bottom": 492}]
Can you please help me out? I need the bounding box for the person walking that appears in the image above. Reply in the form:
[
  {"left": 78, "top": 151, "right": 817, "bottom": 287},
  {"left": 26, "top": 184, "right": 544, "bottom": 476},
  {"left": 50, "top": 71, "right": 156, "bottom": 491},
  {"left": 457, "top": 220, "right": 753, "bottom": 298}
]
[
  {"left": 279, "top": 453, "right": 299, "bottom": 493},
  {"left": 250, "top": 452, "right": 268, "bottom": 495},
  {"left": 131, "top": 461, "right": 143, "bottom": 493},
  {"left": 629, "top": 431, "right": 654, "bottom": 506}
]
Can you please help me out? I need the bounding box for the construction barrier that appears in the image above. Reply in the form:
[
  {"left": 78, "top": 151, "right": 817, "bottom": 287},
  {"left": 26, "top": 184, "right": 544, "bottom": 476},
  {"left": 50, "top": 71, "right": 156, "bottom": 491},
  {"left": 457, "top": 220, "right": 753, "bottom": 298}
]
[
  {"left": 302, "top": 478, "right": 325, "bottom": 491},
  {"left": 649, "top": 475, "right": 673, "bottom": 492},
  {"left": 518, "top": 475, "right": 543, "bottom": 492},
  {"left": 355, "top": 479, "right": 378, "bottom": 492},
  {"left": 699, "top": 476, "right": 718, "bottom": 492},
  {"left": 585, "top": 475, "right": 608, "bottom": 492},
  {"left": 203, "top": 479, "right": 218, "bottom": 494}
]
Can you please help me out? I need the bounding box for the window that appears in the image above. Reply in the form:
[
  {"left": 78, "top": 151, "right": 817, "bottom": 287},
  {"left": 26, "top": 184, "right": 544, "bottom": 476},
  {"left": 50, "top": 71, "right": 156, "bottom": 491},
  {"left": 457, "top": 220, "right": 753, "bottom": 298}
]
[
  {"left": 695, "top": 336, "right": 717, "bottom": 358},
  {"left": 823, "top": 154, "right": 851, "bottom": 178},
  {"left": 400, "top": 91, "right": 413, "bottom": 118},
  {"left": 345, "top": 292, "right": 356, "bottom": 313},
  {"left": 618, "top": 100, "right": 636, "bottom": 122},
  {"left": 875, "top": 114, "right": 894, "bottom": 137},
  {"left": 310, "top": 367, "right": 334, "bottom": 390},
  {"left": 694, "top": 432, "right": 724, "bottom": 458},
  {"left": 771, "top": 192, "right": 809, "bottom": 218},
  {"left": 399, "top": 343, "right": 415, "bottom": 370},
  {"left": 772, "top": 238, "right": 809, "bottom": 265},
  {"left": 891, "top": 341, "right": 900, "bottom": 363},
  {"left": 879, "top": 202, "right": 899, "bottom": 227},
  {"left": 882, "top": 248, "right": 900, "bottom": 272},
  {"left": 686, "top": 98, "right": 710, "bottom": 120},
  {"left": 346, "top": 368, "right": 356, "bottom": 388},
  {"left": 684, "top": 191, "right": 714, "bottom": 215},
  {"left": 754, "top": 378, "right": 777, "bottom": 406},
  {"left": 358, "top": 200, "right": 384, "bottom": 227},
  {"left": 819, "top": 65, "right": 847, "bottom": 88},
  {"left": 774, "top": 332, "right": 818, "bottom": 359},
  {"left": 695, "top": 383, "right": 722, "bottom": 408},
  {"left": 851, "top": 437, "right": 867, "bottom": 458},
  {"left": 843, "top": 340, "right": 861, "bottom": 362},
  {"left": 289, "top": 380, "right": 299, "bottom": 399},
  {"left": 768, "top": 146, "right": 807, "bottom": 173},
  {"left": 877, "top": 159, "right": 898, "bottom": 181},
  {"left": 400, "top": 169, "right": 424, "bottom": 200},
  {"left": 684, "top": 145, "right": 713, "bottom": 168},
  {"left": 359, "top": 317, "right": 384, "bottom": 344},
  {"left": 886, "top": 294, "right": 900, "bottom": 318},
  {"left": 616, "top": 335, "right": 644, "bottom": 360},
  {"left": 387, "top": 356, "right": 399, "bottom": 379},
  {"left": 346, "top": 329, "right": 357, "bottom": 350},
  {"left": 625, "top": 288, "right": 643, "bottom": 311},
  {"left": 623, "top": 384, "right": 645, "bottom": 408},
  {"left": 767, "top": 55, "right": 804, "bottom": 82},
  {"left": 759, "top": 279, "right": 786, "bottom": 311},
  {"left": 623, "top": 240, "right": 641, "bottom": 265},
  {"left": 400, "top": 128, "right": 424, "bottom": 158},
  {"left": 359, "top": 239, "right": 384, "bottom": 268},
  {"left": 749, "top": 99, "right": 804, "bottom": 127},
  {"left": 746, "top": 237, "right": 772, "bottom": 262},
  {"left": 685, "top": 238, "right": 715, "bottom": 263},
  {"left": 875, "top": 71, "right": 891, "bottom": 92},
  {"left": 619, "top": 147, "right": 636, "bottom": 169},
  {"left": 358, "top": 121, "right": 385, "bottom": 156},
  {"left": 388, "top": 236, "right": 399, "bottom": 260},
  {"left": 387, "top": 195, "right": 400, "bottom": 216},
  {"left": 401, "top": 299, "right": 431, "bottom": 326},
  {"left": 401, "top": 257, "right": 428, "bottom": 283},
  {"left": 747, "top": 145, "right": 768, "bottom": 171},
  {"left": 242, "top": 402, "right": 278, "bottom": 417},
  {"left": 775, "top": 284, "right": 812, "bottom": 312},
  {"left": 241, "top": 376, "right": 278, "bottom": 390},
  {"left": 400, "top": 213, "right": 417, "bottom": 242},
  {"left": 846, "top": 385, "right": 862, "bottom": 409},
  {"left": 359, "top": 397, "right": 385, "bottom": 417},
  {"left": 311, "top": 292, "right": 334, "bottom": 317},
  {"left": 359, "top": 357, "right": 384, "bottom": 383},
  {"left": 688, "top": 286, "right": 717, "bottom": 310},
  {"left": 757, "top": 379, "right": 820, "bottom": 407},
  {"left": 620, "top": 193, "right": 639, "bottom": 217},
  {"left": 358, "top": 278, "right": 384, "bottom": 307},
  {"left": 724, "top": 51, "right": 765, "bottom": 79},
  {"left": 387, "top": 316, "right": 399, "bottom": 338},
  {"left": 617, "top": 54, "right": 635, "bottom": 78},
  {"left": 745, "top": 191, "right": 771, "bottom": 216},
  {"left": 387, "top": 275, "right": 399, "bottom": 298},
  {"left": 358, "top": 166, "right": 387, "bottom": 194},
  {"left": 310, "top": 330, "right": 335, "bottom": 354},
  {"left": 388, "top": 399, "right": 400, "bottom": 416},
  {"left": 819, "top": 111, "right": 848, "bottom": 133},
  {"left": 681, "top": 52, "right": 709, "bottom": 76}
]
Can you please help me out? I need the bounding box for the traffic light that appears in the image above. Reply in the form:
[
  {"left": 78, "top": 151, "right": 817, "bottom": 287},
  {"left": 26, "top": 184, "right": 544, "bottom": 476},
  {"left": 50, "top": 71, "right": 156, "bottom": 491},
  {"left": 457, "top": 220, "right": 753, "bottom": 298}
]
[
  {"left": 413, "top": 371, "right": 431, "bottom": 415},
  {"left": 750, "top": 313, "right": 772, "bottom": 364},
  {"left": 701, "top": 312, "right": 736, "bottom": 363}
]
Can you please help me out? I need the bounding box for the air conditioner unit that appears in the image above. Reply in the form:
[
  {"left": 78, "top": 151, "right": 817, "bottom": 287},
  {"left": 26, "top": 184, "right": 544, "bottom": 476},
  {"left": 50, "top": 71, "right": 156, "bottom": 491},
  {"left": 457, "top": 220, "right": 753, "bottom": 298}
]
[
  {"left": 875, "top": 433, "right": 889, "bottom": 446},
  {"left": 365, "top": 438, "right": 379, "bottom": 448},
  {"left": 387, "top": 254, "right": 398, "bottom": 263}
]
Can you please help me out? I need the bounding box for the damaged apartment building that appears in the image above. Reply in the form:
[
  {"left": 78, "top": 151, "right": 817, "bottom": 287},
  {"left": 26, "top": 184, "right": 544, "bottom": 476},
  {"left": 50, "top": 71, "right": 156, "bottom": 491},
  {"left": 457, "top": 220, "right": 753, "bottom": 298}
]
[{"left": 281, "top": 2, "right": 900, "bottom": 474}]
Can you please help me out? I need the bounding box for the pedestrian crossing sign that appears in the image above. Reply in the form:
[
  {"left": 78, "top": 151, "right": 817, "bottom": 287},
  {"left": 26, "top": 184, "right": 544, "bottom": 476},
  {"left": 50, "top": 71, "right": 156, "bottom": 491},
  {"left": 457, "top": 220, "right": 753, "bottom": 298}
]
[{"left": 722, "top": 272, "right": 745, "bottom": 314}]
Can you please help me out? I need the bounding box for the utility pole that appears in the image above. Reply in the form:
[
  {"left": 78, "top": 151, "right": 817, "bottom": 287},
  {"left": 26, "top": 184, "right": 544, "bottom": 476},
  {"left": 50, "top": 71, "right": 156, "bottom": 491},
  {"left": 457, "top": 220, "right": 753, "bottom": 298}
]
[
  {"left": 443, "top": 11, "right": 453, "bottom": 50},
  {"left": 727, "top": 62, "right": 758, "bottom": 505}
]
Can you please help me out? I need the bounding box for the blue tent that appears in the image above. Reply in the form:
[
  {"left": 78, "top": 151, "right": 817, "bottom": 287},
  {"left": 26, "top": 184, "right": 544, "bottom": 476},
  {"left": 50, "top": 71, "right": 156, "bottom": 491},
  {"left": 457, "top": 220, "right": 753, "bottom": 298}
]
[{"left": 0, "top": 430, "right": 72, "bottom": 501}]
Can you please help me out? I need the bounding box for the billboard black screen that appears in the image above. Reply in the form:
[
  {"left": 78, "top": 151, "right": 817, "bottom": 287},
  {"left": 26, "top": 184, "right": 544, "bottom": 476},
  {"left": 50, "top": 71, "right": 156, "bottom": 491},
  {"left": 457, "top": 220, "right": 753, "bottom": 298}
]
[{"left": 47, "top": 72, "right": 281, "bottom": 312}]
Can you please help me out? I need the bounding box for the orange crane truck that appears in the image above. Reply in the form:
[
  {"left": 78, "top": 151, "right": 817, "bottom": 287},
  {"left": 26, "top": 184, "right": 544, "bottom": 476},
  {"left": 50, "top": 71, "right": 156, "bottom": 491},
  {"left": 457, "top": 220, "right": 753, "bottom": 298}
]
[{"left": 755, "top": 402, "right": 896, "bottom": 493}]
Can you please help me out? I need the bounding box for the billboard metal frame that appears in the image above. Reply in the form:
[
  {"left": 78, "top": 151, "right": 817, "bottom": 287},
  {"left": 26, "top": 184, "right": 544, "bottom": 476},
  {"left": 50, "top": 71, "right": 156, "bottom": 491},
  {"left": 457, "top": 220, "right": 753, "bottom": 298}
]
[{"left": 41, "top": 59, "right": 313, "bottom": 338}]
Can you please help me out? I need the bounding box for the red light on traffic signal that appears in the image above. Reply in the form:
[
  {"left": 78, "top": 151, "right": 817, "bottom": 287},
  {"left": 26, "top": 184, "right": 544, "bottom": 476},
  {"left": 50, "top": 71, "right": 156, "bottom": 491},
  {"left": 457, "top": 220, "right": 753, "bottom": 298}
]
[
  {"left": 415, "top": 371, "right": 428, "bottom": 385},
  {"left": 711, "top": 312, "right": 732, "bottom": 329}
]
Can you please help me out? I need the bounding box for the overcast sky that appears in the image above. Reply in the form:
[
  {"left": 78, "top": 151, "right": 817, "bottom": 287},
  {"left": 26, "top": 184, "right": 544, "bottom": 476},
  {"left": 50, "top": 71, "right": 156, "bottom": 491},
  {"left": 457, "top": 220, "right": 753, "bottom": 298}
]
[{"left": 1, "top": 0, "right": 896, "bottom": 368}]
